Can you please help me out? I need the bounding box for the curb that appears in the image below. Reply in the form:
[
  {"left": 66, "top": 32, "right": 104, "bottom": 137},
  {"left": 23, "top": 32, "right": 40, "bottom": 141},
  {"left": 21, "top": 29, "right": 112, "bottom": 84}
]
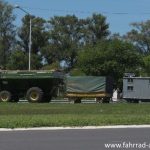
[{"left": 0, "top": 125, "right": 150, "bottom": 131}]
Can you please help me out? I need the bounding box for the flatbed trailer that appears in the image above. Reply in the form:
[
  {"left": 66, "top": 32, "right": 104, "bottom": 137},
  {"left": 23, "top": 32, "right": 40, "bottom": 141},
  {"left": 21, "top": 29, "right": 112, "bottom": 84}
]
[{"left": 0, "top": 70, "right": 64, "bottom": 103}]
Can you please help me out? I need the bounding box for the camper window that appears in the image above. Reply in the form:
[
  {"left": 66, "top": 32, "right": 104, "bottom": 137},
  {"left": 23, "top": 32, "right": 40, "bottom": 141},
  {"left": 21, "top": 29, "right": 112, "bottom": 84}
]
[
  {"left": 127, "top": 78, "right": 133, "bottom": 83},
  {"left": 127, "top": 86, "right": 133, "bottom": 91}
]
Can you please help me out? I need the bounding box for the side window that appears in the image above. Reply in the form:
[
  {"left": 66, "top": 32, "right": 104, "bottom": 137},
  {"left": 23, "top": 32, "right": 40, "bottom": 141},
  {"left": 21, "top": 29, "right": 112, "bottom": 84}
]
[
  {"left": 127, "top": 86, "right": 133, "bottom": 91},
  {"left": 127, "top": 78, "right": 133, "bottom": 83}
]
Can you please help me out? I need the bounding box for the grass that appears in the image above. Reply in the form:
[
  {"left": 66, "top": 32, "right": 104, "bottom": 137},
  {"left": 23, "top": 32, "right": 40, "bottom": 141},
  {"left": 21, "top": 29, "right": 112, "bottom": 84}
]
[{"left": 0, "top": 103, "right": 150, "bottom": 128}]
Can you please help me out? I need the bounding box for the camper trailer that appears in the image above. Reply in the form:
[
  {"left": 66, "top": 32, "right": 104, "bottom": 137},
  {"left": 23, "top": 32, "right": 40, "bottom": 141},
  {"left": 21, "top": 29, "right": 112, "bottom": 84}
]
[{"left": 123, "top": 76, "right": 150, "bottom": 103}]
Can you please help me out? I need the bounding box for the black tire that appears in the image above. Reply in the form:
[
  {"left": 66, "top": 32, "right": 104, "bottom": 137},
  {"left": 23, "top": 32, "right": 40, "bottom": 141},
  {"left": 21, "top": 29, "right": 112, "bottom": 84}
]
[
  {"left": 102, "top": 98, "right": 110, "bottom": 103},
  {"left": 26, "top": 87, "right": 43, "bottom": 103},
  {"left": 102, "top": 100, "right": 110, "bottom": 103},
  {"left": 69, "top": 98, "right": 81, "bottom": 104},
  {"left": 0, "top": 90, "right": 12, "bottom": 102},
  {"left": 75, "top": 98, "right": 82, "bottom": 103}
]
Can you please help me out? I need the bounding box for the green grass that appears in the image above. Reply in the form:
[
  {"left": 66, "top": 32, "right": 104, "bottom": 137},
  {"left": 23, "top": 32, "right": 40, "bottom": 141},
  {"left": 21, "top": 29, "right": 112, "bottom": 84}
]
[{"left": 0, "top": 103, "right": 150, "bottom": 128}]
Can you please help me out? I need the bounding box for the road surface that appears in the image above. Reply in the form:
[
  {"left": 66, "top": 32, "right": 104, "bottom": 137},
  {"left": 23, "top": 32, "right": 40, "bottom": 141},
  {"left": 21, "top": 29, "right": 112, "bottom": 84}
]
[{"left": 0, "top": 128, "right": 150, "bottom": 150}]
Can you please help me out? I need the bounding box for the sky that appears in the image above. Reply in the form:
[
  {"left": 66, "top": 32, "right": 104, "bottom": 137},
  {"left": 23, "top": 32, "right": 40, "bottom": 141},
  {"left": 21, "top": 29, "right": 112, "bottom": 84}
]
[{"left": 6, "top": 0, "right": 150, "bottom": 35}]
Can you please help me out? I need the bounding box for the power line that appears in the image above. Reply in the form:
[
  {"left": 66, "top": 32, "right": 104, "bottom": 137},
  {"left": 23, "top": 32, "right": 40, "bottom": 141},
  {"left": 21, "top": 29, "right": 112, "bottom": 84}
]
[{"left": 22, "top": 6, "right": 150, "bottom": 15}]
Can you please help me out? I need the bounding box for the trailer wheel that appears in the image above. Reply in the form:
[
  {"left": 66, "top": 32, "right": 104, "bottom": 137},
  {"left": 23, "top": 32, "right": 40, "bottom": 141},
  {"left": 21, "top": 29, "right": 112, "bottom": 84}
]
[
  {"left": 75, "top": 98, "right": 81, "bottom": 103},
  {"left": 102, "top": 98, "right": 110, "bottom": 103},
  {"left": 26, "top": 87, "right": 43, "bottom": 103},
  {"left": 0, "top": 91, "right": 12, "bottom": 102},
  {"left": 68, "top": 98, "right": 81, "bottom": 103}
]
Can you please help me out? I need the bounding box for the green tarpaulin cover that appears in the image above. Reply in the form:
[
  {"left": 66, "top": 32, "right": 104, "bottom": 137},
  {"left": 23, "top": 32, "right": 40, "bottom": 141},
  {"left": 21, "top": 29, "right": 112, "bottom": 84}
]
[{"left": 66, "top": 76, "right": 106, "bottom": 93}]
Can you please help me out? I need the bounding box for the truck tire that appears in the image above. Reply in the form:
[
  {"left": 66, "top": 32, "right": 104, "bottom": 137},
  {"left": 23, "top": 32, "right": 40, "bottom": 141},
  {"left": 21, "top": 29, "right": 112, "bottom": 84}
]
[
  {"left": 0, "top": 91, "right": 12, "bottom": 102},
  {"left": 26, "top": 87, "right": 43, "bottom": 103}
]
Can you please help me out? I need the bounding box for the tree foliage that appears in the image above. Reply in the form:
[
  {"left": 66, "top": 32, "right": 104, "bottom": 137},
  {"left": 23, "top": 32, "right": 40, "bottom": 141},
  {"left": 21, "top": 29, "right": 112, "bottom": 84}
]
[
  {"left": 0, "top": 0, "right": 15, "bottom": 69},
  {"left": 7, "top": 50, "right": 28, "bottom": 70},
  {"left": 143, "top": 55, "right": 150, "bottom": 76},
  {"left": 42, "top": 14, "right": 109, "bottom": 70},
  {"left": 125, "top": 20, "right": 150, "bottom": 54},
  {"left": 85, "top": 13, "right": 109, "bottom": 44},
  {"left": 42, "top": 15, "right": 83, "bottom": 69},
  {"left": 18, "top": 15, "right": 48, "bottom": 54},
  {"left": 1, "top": 0, "right": 146, "bottom": 85},
  {"left": 7, "top": 49, "right": 42, "bottom": 70},
  {"left": 78, "top": 39, "right": 143, "bottom": 86},
  {"left": 14, "top": 15, "right": 48, "bottom": 70}
]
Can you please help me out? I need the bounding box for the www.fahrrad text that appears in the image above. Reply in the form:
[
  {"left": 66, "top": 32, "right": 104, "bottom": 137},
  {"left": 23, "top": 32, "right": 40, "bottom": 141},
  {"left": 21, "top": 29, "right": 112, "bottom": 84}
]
[{"left": 104, "top": 142, "right": 150, "bottom": 149}]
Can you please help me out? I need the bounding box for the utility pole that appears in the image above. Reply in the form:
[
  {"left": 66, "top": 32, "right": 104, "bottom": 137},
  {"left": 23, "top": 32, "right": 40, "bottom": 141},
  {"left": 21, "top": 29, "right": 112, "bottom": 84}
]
[{"left": 15, "top": 5, "right": 32, "bottom": 71}]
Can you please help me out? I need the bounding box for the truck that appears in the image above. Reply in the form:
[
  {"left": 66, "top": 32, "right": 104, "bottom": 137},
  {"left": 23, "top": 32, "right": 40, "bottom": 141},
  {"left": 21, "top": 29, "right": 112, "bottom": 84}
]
[
  {"left": 66, "top": 76, "right": 113, "bottom": 103},
  {"left": 0, "top": 70, "right": 64, "bottom": 103}
]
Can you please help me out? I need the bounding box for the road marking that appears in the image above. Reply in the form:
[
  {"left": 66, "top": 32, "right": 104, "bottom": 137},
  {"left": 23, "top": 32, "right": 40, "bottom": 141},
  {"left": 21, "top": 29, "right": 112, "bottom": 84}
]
[{"left": 0, "top": 125, "right": 150, "bottom": 131}]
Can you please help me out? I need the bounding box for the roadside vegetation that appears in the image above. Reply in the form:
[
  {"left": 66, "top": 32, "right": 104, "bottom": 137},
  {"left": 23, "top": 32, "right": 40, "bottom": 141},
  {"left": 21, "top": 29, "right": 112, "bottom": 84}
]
[
  {"left": 0, "top": 103, "right": 150, "bottom": 128},
  {"left": 1, "top": 1, "right": 150, "bottom": 128}
]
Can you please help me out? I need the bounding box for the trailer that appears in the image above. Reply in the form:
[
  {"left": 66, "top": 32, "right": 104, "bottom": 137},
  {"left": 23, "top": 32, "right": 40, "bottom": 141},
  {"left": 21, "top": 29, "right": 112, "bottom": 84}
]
[
  {"left": 66, "top": 76, "right": 113, "bottom": 103},
  {"left": 123, "top": 76, "right": 150, "bottom": 103},
  {"left": 0, "top": 70, "right": 64, "bottom": 103}
]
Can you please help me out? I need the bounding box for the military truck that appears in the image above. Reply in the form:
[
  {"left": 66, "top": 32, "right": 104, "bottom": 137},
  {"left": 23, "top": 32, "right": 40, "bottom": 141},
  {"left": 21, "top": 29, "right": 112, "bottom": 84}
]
[
  {"left": 0, "top": 70, "right": 64, "bottom": 103},
  {"left": 66, "top": 76, "right": 113, "bottom": 103}
]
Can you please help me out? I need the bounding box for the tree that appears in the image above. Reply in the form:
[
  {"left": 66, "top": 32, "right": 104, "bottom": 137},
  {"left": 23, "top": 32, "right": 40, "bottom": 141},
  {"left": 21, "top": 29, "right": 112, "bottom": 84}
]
[
  {"left": 7, "top": 49, "right": 42, "bottom": 70},
  {"left": 78, "top": 39, "right": 143, "bottom": 86},
  {"left": 42, "top": 15, "right": 83, "bottom": 69},
  {"left": 143, "top": 55, "right": 150, "bottom": 76},
  {"left": 18, "top": 15, "right": 48, "bottom": 54},
  {"left": 41, "top": 61, "right": 61, "bottom": 70},
  {"left": 85, "top": 13, "right": 109, "bottom": 44},
  {"left": 0, "top": 0, "right": 16, "bottom": 69},
  {"left": 42, "top": 14, "right": 110, "bottom": 70},
  {"left": 17, "top": 15, "right": 49, "bottom": 70},
  {"left": 41, "top": 44, "right": 62, "bottom": 65},
  {"left": 7, "top": 50, "right": 28, "bottom": 70},
  {"left": 125, "top": 20, "right": 150, "bottom": 54}
]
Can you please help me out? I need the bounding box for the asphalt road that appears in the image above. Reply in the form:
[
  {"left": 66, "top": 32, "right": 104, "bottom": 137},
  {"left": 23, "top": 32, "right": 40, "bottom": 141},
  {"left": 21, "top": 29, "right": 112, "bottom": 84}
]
[{"left": 0, "top": 128, "right": 150, "bottom": 150}]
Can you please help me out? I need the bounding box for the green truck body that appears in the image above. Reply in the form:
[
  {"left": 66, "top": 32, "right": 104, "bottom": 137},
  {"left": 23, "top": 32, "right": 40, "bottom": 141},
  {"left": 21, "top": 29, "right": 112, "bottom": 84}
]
[
  {"left": 0, "top": 71, "right": 64, "bottom": 102},
  {"left": 66, "top": 76, "right": 113, "bottom": 103}
]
